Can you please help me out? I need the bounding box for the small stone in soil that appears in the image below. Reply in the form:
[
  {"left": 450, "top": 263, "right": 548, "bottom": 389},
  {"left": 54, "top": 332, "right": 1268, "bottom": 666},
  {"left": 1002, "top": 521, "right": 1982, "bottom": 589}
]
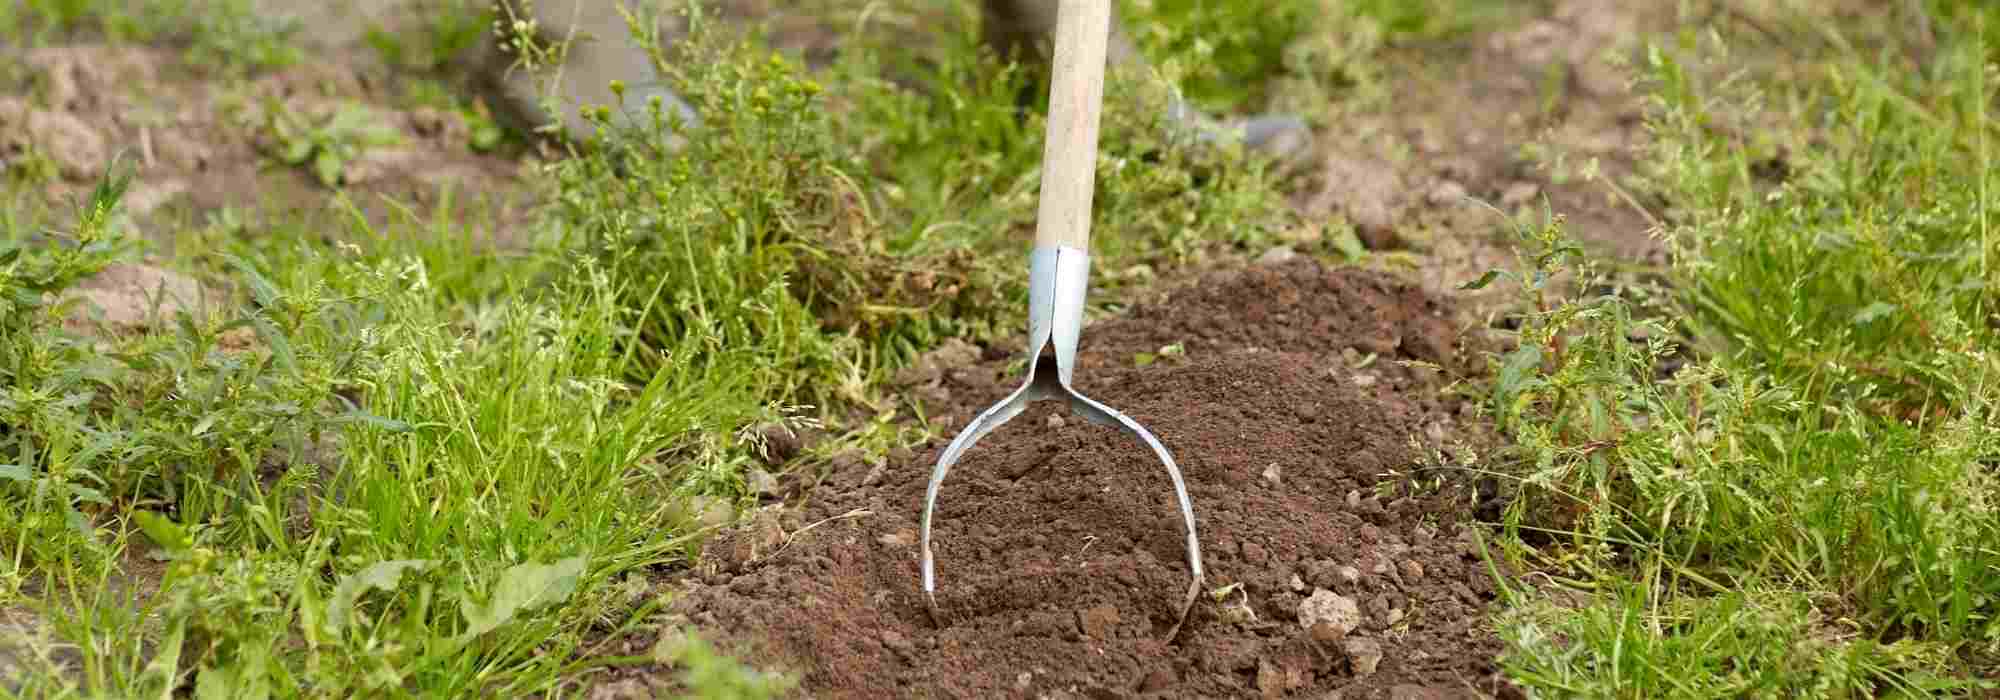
[
  {"left": 1261, "top": 463, "right": 1282, "bottom": 486},
  {"left": 1400, "top": 560, "right": 1426, "bottom": 580},
  {"left": 1257, "top": 246, "right": 1298, "bottom": 265},
  {"left": 1257, "top": 659, "right": 1287, "bottom": 697},
  {"left": 746, "top": 468, "right": 780, "bottom": 497},
  {"left": 1298, "top": 589, "right": 1363, "bottom": 637},
  {"left": 1346, "top": 637, "right": 1385, "bottom": 677}
]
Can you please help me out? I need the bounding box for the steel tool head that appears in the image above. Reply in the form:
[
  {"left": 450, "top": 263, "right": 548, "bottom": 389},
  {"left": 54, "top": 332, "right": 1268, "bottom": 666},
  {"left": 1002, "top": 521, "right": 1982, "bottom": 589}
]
[{"left": 919, "top": 246, "right": 1205, "bottom": 640}]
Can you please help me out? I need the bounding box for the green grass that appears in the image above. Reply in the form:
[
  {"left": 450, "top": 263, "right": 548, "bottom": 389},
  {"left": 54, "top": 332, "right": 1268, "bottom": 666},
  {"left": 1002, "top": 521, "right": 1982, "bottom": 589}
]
[
  {"left": 21, "top": 0, "right": 1995, "bottom": 696},
  {"left": 1474, "top": 2, "right": 2000, "bottom": 695},
  {"left": 0, "top": 0, "right": 1320, "bottom": 696}
]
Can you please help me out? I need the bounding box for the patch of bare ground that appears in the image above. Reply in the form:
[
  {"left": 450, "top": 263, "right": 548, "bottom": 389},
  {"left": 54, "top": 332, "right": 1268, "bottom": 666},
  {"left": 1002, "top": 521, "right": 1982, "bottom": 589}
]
[
  {"left": 580, "top": 258, "right": 1514, "bottom": 699},
  {"left": 1295, "top": 0, "right": 1676, "bottom": 307},
  {"left": 1, "top": 43, "right": 530, "bottom": 247}
]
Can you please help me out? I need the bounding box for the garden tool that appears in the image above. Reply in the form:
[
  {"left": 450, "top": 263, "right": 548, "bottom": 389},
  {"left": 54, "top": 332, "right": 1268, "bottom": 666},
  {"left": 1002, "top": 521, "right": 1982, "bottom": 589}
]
[{"left": 919, "top": 0, "right": 1206, "bottom": 639}]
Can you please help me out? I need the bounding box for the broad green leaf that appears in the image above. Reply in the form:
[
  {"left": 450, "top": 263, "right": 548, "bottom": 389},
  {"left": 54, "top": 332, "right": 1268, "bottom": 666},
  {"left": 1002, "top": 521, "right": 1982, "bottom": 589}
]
[
  {"left": 280, "top": 138, "right": 313, "bottom": 165},
  {"left": 134, "top": 511, "right": 192, "bottom": 552},
  {"left": 0, "top": 464, "right": 30, "bottom": 482},
  {"left": 460, "top": 556, "right": 587, "bottom": 640},
  {"left": 67, "top": 484, "right": 109, "bottom": 505},
  {"left": 314, "top": 151, "right": 343, "bottom": 186},
  {"left": 1330, "top": 226, "right": 1366, "bottom": 261},
  {"left": 139, "top": 619, "right": 186, "bottom": 700},
  {"left": 325, "top": 559, "right": 435, "bottom": 636}
]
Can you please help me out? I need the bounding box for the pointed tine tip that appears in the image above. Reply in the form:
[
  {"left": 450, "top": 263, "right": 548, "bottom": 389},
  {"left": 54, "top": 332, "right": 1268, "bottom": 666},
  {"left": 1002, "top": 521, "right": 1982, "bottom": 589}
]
[{"left": 1162, "top": 572, "right": 1203, "bottom": 643}]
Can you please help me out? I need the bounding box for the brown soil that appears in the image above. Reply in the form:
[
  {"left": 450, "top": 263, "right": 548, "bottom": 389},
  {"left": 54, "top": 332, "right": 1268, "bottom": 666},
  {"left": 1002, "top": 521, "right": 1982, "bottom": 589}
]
[
  {"left": 1290, "top": 0, "right": 1674, "bottom": 309},
  {"left": 623, "top": 259, "right": 1512, "bottom": 699},
  {"left": 1, "top": 43, "right": 530, "bottom": 248}
]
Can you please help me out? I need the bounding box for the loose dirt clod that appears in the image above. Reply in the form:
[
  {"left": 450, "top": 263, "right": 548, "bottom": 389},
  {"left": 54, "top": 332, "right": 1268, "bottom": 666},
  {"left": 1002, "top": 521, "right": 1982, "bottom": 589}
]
[{"left": 635, "top": 260, "right": 1513, "bottom": 698}]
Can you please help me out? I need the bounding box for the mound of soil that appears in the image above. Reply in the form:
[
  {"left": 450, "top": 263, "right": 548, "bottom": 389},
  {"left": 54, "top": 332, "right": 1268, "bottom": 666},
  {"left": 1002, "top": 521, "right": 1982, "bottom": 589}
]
[{"left": 646, "top": 260, "right": 1512, "bottom": 699}]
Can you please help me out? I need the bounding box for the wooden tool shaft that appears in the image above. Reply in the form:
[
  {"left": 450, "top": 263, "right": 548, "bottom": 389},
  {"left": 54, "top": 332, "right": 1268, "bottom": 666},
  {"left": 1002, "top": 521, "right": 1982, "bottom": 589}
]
[{"left": 1031, "top": 0, "right": 1111, "bottom": 252}]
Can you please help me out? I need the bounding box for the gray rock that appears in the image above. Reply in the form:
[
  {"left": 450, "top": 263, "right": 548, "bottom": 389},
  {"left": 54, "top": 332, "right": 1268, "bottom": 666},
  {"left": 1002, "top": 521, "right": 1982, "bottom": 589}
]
[
  {"left": 1297, "top": 589, "right": 1362, "bottom": 638},
  {"left": 1257, "top": 246, "right": 1298, "bottom": 266},
  {"left": 1345, "top": 637, "right": 1384, "bottom": 676}
]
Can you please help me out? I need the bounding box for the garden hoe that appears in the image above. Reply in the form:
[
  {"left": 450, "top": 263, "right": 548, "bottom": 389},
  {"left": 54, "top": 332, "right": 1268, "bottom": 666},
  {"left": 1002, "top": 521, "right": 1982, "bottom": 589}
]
[{"left": 919, "top": 0, "right": 1206, "bottom": 641}]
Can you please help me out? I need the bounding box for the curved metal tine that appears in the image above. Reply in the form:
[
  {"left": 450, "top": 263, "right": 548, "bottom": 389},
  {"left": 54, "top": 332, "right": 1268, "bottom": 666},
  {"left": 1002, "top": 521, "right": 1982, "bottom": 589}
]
[
  {"left": 919, "top": 379, "right": 1038, "bottom": 623},
  {"left": 1065, "top": 391, "right": 1206, "bottom": 641}
]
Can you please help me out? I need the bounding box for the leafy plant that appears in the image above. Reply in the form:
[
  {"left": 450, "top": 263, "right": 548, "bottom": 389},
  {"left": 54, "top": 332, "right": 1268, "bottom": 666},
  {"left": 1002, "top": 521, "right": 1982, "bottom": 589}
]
[
  {"left": 1, "top": 165, "right": 138, "bottom": 581},
  {"left": 654, "top": 628, "right": 796, "bottom": 699},
  {"left": 256, "top": 99, "right": 404, "bottom": 187}
]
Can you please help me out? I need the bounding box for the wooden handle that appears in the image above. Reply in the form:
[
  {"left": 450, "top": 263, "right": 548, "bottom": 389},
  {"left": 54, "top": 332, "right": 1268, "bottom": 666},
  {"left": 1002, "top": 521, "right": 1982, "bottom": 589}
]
[{"left": 1032, "top": 0, "right": 1111, "bottom": 252}]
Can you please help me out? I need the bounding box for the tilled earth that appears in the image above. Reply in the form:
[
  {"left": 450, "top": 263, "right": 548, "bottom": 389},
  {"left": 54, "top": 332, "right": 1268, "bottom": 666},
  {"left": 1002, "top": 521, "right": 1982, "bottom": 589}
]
[{"left": 628, "top": 259, "right": 1517, "bottom": 699}]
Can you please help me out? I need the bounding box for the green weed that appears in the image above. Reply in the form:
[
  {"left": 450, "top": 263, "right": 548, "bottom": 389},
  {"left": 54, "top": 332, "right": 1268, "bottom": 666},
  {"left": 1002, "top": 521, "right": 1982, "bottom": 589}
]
[
  {"left": 1476, "top": 2, "right": 2000, "bottom": 692},
  {"left": 651, "top": 628, "right": 796, "bottom": 699},
  {"left": 365, "top": 0, "right": 495, "bottom": 73},
  {"left": 250, "top": 99, "right": 405, "bottom": 188}
]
